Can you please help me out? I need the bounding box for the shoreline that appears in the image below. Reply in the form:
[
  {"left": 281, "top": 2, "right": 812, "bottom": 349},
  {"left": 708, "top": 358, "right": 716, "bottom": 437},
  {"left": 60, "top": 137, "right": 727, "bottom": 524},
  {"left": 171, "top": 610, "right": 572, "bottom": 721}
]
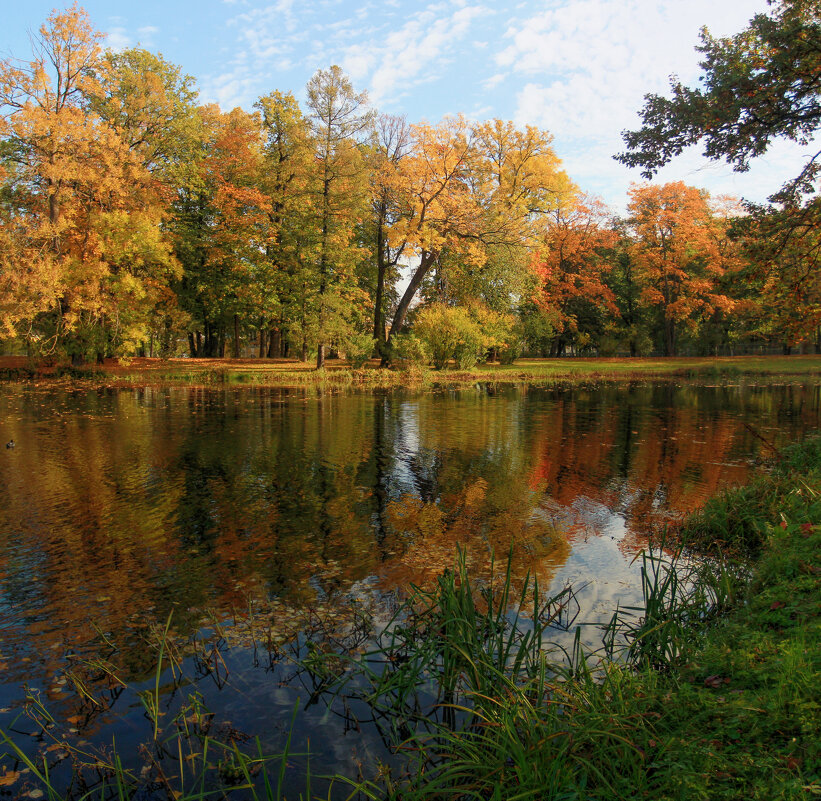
[{"left": 1, "top": 354, "right": 820, "bottom": 390}]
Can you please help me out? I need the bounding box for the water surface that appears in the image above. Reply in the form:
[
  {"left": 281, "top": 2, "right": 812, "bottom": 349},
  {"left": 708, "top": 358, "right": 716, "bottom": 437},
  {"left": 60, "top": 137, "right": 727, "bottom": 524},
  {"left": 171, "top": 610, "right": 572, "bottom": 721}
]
[{"left": 0, "top": 380, "right": 818, "bottom": 790}]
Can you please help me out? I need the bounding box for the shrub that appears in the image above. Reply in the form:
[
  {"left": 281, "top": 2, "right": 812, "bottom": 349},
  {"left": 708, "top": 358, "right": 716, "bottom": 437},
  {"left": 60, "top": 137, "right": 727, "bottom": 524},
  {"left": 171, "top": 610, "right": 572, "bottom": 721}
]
[
  {"left": 341, "top": 332, "right": 376, "bottom": 369},
  {"left": 414, "top": 303, "right": 479, "bottom": 369},
  {"left": 391, "top": 334, "right": 430, "bottom": 370}
]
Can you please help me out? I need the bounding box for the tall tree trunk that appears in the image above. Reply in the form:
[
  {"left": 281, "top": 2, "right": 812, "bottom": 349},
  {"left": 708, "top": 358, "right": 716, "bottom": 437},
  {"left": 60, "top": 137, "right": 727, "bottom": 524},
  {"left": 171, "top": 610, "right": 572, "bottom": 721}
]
[
  {"left": 301, "top": 339, "right": 308, "bottom": 362},
  {"left": 149, "top": 332, "right": 155, "bottom": 358},
  {"left": 386, "top": 251, "right": 436, "bottom": 360},
  {"left": 316, "top": 172, "right": 331, "bottom": 370},
  {"left": 664, "top": 317, "right": 676, "bottom": 357},
  {"left": 268, "top": 327, "right": 280, "bottom": 358},
  {"left": 233, "top": 314, "right": 240, "bottom": 358},
  {"left": 374, "top": 208, "right": 387, "bottom": 358},
  {"left": 258, "top": 324, "right": 266, "bottom": 357}
]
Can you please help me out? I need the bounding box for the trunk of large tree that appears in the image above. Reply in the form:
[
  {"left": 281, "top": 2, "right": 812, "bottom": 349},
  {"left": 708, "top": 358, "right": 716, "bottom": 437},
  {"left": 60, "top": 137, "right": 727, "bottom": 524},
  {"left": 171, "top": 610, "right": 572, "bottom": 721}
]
[
  {"left": 373, "top": 208, "right": 388, "bottom": 359},
  {"left": 258, "top": 323, "right": 266, "bottom": 357},
  {"left": 267, "top": 327, "right": 280, "bottom": 358},
  {"left": 664, "top": 317, "right": 676, "bottom": 357},
  {"left": 233, "top": 314, "right": 240, "bottom": 358},
  {"left": 316, "top": 172, "right": 331, "bottom": 370},
  {"left": 385, "top": 251, "right": 436, "bottom": 360}
]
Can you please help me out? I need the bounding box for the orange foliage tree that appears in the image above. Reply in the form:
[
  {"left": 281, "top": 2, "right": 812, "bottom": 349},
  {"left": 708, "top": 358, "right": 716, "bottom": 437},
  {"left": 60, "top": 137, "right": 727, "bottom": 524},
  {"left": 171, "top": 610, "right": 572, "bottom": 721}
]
[
  {"left": 627, "top": 182, "right": 741, "bottom": 356},
  {"left": 533, "top": 193, "right": 617, "bottom": 355},
  {"left": 385, "top": 117, "right": 570, "bottom": 351}
]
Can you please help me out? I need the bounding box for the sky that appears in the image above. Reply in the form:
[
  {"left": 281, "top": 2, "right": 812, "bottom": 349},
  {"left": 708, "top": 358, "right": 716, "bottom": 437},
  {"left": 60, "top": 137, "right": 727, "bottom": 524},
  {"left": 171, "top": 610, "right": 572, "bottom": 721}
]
[{"left": 3, "top": 0, "right": 814, "bottom": 210}]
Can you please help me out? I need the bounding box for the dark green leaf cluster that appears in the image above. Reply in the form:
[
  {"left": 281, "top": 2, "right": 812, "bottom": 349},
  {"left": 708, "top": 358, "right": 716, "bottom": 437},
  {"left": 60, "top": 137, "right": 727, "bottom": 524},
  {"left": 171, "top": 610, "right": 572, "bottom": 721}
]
[{"left": 617, "top": 0, "right": 821, "bottom": 200}]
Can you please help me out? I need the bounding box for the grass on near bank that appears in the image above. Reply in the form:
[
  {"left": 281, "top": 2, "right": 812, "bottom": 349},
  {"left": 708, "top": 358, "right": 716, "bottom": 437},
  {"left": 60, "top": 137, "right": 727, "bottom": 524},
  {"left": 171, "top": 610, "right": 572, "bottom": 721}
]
[
  {"left": 1, "top": 439, "right": 819, "bottom": 800},
  {"left": 1, "top": 353, "right": 820, "bottom": 388}
]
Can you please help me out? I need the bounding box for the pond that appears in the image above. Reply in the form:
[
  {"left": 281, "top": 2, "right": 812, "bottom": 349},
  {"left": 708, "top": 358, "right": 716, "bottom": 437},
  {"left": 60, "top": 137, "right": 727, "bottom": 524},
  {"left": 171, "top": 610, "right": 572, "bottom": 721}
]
[{"left": 0, "top": 380, "right": 819, "bottom": 794}]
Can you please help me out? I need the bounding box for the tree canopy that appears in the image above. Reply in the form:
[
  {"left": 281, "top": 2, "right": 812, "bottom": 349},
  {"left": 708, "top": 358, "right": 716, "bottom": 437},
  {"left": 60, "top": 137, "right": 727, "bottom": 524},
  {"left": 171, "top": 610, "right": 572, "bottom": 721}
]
[{"left": 1, "top": 4, "right": 819, "bottom": 364}]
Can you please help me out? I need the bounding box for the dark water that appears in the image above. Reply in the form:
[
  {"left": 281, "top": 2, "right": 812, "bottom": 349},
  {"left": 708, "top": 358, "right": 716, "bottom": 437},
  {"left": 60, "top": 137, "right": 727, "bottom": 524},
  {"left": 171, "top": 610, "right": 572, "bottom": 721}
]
[{"left": 0, "top": 381, "right": 819, "bottom": 791}]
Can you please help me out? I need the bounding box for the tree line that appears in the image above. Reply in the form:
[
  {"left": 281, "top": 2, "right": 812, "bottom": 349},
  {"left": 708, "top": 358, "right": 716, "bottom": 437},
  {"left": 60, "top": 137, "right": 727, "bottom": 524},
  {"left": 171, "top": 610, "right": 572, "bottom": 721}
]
[{"left": 1, "top": 3, "right": 818, "bottom": 366}]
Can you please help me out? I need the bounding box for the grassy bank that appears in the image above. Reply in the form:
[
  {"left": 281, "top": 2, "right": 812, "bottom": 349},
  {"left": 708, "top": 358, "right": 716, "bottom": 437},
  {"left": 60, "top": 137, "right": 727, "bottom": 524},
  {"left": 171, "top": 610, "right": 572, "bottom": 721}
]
[
  {"left": 1, "top": 354, "right": 820, "bottom": 389},
  {"left": 1, "top": 439, "right": 819, "bottom": 799}
]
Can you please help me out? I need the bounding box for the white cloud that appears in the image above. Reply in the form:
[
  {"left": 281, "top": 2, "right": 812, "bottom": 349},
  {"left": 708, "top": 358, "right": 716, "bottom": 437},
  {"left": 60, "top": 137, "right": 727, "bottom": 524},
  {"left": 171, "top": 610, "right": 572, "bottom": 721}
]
[
  {"left": 105, "top": 27, "right": 130, "bottom": 52},
  {"left": 482, "top": 72, "right": 506, "bottom": 90},
  {"left": 500, "top": 0, "right": 770, "bottom": 139},
  {"left": 491, "top": 0, "right": 779, "bottom": 204},
  {"left": 367, "top": 3, "right": 491, "bottom": 106},
  {"left": 200, "top": 64, "right": 260, "bottom": 110}
]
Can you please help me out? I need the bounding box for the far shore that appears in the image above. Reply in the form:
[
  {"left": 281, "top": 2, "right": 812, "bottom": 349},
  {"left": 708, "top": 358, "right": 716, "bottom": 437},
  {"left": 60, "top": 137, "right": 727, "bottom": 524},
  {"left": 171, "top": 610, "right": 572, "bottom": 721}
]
[{"left": 1, "top": 353, "right": 820, "bottom": 389}]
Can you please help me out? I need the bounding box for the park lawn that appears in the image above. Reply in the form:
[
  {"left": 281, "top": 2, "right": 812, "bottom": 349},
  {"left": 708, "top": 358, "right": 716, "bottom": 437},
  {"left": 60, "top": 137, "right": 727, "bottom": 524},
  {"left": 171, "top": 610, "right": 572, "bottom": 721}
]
[{"left": 1, "top": 353, "right": 820, "bottom": 388}]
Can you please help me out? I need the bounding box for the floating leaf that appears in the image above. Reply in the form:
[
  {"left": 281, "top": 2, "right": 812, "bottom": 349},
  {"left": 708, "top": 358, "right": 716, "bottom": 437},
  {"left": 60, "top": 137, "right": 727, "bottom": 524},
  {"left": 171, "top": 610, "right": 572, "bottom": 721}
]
[{"left": 0, "top": 770, "right": 20, "bottom": 787}]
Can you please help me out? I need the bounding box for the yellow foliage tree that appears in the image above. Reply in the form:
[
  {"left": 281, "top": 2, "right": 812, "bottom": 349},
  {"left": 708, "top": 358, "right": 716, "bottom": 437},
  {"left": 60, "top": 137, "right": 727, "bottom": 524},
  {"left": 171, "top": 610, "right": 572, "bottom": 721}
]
[{"left": 0, "top": 4, "right": 178, "bottom": 360}]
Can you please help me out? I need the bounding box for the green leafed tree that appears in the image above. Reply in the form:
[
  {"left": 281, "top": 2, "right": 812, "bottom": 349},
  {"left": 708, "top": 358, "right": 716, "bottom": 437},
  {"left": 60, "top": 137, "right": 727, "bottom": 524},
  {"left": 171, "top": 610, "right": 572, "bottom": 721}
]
[{"left": 305, "top": 65, "right": 373, "bottom": 368}]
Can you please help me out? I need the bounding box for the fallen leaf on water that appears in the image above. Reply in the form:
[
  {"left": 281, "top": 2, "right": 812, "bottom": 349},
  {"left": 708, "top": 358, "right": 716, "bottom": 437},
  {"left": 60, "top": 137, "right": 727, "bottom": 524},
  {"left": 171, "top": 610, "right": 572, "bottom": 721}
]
[{"left": 0, "top": 770, "right": 20, "bottom": 787}]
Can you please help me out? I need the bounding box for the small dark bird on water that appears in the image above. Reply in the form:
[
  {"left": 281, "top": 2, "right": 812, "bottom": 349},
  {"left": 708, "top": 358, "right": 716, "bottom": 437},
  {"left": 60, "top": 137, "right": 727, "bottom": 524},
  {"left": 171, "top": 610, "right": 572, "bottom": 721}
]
[{"left": 5, "top": 440, "right": 14, "bottom": 449}]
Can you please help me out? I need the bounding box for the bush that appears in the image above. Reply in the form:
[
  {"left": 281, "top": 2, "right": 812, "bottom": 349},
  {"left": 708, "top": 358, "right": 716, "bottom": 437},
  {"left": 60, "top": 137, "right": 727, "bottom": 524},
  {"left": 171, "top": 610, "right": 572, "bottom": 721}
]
[
  {"left": 341, "top": 332, "right": 376, "bottom": 369},
  {"left": 415, "top": 302, "right": 513, "bottom": 370},
  {"left": 413, "top": 304, "right": 475, "bottom": 369},
  {"left": 391, "top": 334, "right": 430, "bottom": 370}
]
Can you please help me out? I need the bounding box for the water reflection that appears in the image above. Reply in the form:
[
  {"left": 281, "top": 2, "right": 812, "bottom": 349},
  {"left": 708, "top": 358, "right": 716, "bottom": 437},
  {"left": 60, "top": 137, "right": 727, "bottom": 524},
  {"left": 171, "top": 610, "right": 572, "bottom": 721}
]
[{"left": 0, "top": 381, "right": 818, "bottom": 782}]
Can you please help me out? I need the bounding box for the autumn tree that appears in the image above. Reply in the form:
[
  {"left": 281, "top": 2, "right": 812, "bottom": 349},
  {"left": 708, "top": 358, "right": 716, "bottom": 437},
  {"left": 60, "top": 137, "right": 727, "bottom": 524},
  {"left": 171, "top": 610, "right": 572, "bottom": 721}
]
[
  {"left": 532, "top": 193, "right": 617, "bottom": 355},
  {"left": 627, "top": 182, "right": 740, "bottom": 356},
  {"left": 617, "top": 0, "right": 820, "bottom": 352},
  {"left": 94, "top": 47, "right": 201, "bottom": 355},
  {"left": 255, "top": 90, "right": 313, "bottom": 358},
  {"left": 305, "top": 66, "right": 372, "bottom": 368},
  {"left": 174, "top": 105, "right": 273, "bottom": 358},
  {"left": 386, "top": 118, "right": 570, "bottom": 354},
  {"left": 0, "top": 4, "right": 178, "bottom": 360},
  {"left": 365, "top": 113, "right": 411, "bottom": 359}
]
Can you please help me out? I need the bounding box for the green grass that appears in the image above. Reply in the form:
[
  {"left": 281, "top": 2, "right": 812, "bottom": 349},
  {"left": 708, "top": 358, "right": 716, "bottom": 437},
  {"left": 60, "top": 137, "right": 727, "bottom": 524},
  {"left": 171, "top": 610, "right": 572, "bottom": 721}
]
[{"left": 2, "top": 354, "right": 821, "bottom": 389}]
